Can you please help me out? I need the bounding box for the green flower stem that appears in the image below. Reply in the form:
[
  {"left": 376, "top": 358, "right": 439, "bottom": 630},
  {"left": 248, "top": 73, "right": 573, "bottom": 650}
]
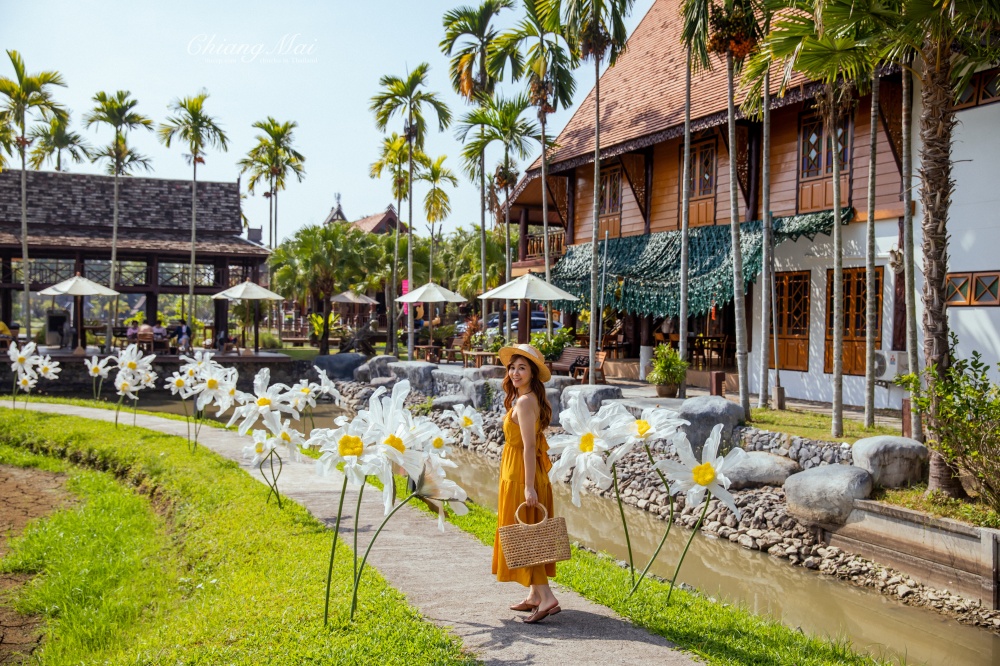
[
  {"left": 350, "top": 491, "right": 417, "bottom": 621},
  {"left": 133, "top": 398, "right": 138, "bottom": 427},
  {"left": 666, "top": 492, "right": 711, "bottom": 605},
  {"left": 628, "top": 442, "right": 679, "bottom": 596},
  {"left": 259, "top": 449, "right": 284, "bottom": 509},
  {"left": 323, "top": 476, "right": 349, "bottom": 626},
  {"left": 114, "top": 394, "right": 124, "bottom": 428},
  {"left": 97, "top": 376, "right": 105, "bottom": 400},
  {"left": 352, "top": 483, "right": 366, "bottom": 589},
  {"left": 180, "top": 397, "right": 191, "bottom": 448},
  {"left": 11, "top": 375, "right": 16, "bottom": 409},
  {"left": 611, "top": 463, "right": 635, "bottom": 586}
]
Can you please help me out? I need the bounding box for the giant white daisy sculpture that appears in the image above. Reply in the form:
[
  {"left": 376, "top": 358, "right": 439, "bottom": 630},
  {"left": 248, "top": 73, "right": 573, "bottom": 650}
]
[
  {"left": 654, "top": 423, "right": 747, "bottom": 520},
  {"left": 35, "top": 355, "right": 60, "bottom": 381},
  {"left": 606, "top": 405, "right": 690, "bottom": 467},
  {"left": 364, "top": 380, "right": 428, "bottom": 513},
  {"left": 313, "top": 366, "right": 342, "bottom": 404},
  {"left": 448, "top": 403, "right": 484, "bottom": 447},
  {"left": 548, "top": 396, "right": 629, "bottom": 507},
  {"left": 85, "top": 355, "right": 111, "bottom": 399},
  {"left": 228, "top": 367, "right": 294, "bottom": 435},
  {"left": 8, "top": 341, "right": 37, "bottom": 376}
]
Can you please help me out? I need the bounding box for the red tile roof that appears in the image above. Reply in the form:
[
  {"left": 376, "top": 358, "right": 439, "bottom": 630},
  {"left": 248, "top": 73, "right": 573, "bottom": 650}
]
[{"left": 533, "top": 0, "right": 811, "bottom": 174}]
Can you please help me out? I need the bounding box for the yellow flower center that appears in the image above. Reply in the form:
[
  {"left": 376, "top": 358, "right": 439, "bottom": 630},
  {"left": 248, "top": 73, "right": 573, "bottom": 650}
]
[
  {"left": 17, "top": 356, "right": 25, "bottom": 364},
  {"left": 432, "top": 437, "right": 444, "bottom": 449},
  {"left": 127, "top": 361, "right": 137, "bottom": 370},
  {"left": 228, "top": 387, "right": 236, "bottom": 396},
  {"left": 636, "top": 420, "right": 651, "bottom": 438},
  {"left": 91, "top": 367, "right": 100, "bottom": 375},
  {"left": 579, "top": 432, "right": 595, "bottom": 453},
  {"left": 384, "top": 434, "right": 405, "bottom": 453},
  {"left": 461, "top": 415, "right": 473, "bottom": 428},
  {"left": 20, "top": 378, "right": 28, "bottom": 386},
  {"left": 255, "top": 441, "right": 265, "bottom": 454},
  {"left": 338, "top": 434, "right": 364, "bottom": 458},
  {"left": 256, "top": 396, "right": 271, "bottom": 408},
  {"left": 301, "top": 387, "right": 311, "bottom": 394},
  {"left": 280, "top": 431, "right": 291, "bottom": 443},
  {"left": 207, "top": 378, "right": 219, "bottom": 390},
  {"left": 692, "top": 462, "right": 716, "bottom": 487},
  {"left": 174, "top": 378, "right": 185, "bottom": 388},
  {"left": 187, "top": 369, "right": 196, "bottom": 377},
  {"left": 121, "top": 382, "right": 130, "bottom": 390},
  {"left": 41, "top": 366, "right": 49, "bottom": 373}
]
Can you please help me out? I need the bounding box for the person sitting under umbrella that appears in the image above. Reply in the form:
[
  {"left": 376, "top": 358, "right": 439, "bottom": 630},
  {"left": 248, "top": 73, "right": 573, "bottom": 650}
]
[{"left": 171, "top": 319, "right": 193, "bottom": 352}]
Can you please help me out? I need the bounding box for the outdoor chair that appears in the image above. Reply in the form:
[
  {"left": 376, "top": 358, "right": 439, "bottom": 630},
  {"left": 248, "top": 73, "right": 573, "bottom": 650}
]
[
  {"left": 442, "top": 337, "right": 465, "bottom": 365},
  {"left": 137, "top": 331, "right": 154, "bottom": 353},
  {"left": 574, "top": 351, "right": 607, "bottom": 384}
]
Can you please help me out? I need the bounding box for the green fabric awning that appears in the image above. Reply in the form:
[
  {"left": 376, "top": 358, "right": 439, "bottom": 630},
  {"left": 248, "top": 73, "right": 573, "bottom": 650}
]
[{"left": 551, "top": 208, "right": 852, "bottom": 318}]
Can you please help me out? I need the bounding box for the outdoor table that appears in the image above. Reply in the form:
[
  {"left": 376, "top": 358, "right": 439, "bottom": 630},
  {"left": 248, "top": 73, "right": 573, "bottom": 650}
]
[
  {"left": 414, "top": 345, "right": 440, "bottom": 363},
  {"left": 467, "top": 350, "right": 497, "bottom": 368}
]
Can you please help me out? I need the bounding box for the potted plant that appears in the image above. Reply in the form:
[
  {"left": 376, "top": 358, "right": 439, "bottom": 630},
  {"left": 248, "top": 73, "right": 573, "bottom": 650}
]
[{"left": 646, "top": 343, "right": 688, "bottom": 398}]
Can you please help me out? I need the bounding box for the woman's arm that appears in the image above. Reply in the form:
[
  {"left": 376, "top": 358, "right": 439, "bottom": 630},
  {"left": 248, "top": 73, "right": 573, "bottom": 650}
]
[{"left": 515, "top": 394, "right": 541, "bottom": 507}]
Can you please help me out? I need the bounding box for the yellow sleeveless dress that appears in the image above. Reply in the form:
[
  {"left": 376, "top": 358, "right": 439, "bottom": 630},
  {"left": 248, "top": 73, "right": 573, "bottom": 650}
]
[{"left": 492, "top": 409, "right": 556, "bottom": 586}]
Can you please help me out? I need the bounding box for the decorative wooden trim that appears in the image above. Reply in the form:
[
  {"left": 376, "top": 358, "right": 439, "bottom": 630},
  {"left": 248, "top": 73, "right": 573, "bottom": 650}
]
[{"left": 947, "top": 271, "right": 1000, "bottom": 307}]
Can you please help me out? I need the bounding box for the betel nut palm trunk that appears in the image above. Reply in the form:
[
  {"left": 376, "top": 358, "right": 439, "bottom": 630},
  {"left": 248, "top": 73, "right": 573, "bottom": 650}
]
[
  {"left": 828, "top": 84, "right": 845, "bottom": 439},
  {"left": 864, "top": 73, "right": 879, "bottom": 428},
  {"left": 679, "top": 49, "right": 692, "bottom": 399},
  {"left": 588, "top": 53, "right": 601, "bottom": 385},
  {"left": 919, "top": 39, "right": 964, "bottom": 496},
  {"left": 726, "top": 53, "right": 750, "bottom": 419},
  {"left": 19, "top": 113, "right": 30, "bottom": 338}
]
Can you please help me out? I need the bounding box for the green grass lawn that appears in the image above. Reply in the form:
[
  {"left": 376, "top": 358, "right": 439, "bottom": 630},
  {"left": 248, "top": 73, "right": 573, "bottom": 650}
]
[
  {"left": 873, "top": 484, "right": 1000, "bottom": 529},
  {"left": 750, "top": 407, "right": 899, "bottom": 444},
  {"left": 0, "top": 409, "right": 476, "bottom": 665},
  {"left": 278, "top": 346, "right": 320, "bottom": 361}
]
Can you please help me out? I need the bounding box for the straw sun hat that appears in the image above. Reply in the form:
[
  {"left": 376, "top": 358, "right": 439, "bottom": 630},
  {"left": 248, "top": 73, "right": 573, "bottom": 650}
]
[{"left": 497, "top": 343, "right": 551, "bottom": 383}]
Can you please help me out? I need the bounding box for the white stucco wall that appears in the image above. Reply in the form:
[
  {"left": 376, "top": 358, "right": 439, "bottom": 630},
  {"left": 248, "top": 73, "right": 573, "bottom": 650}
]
[{"left": 747, "top": 219, "right": 906, "bottom": 409}]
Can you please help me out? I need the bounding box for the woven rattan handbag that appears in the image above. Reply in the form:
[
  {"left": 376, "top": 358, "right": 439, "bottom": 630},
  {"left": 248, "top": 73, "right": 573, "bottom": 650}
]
[{"left": 498, "top": 503, "right": 571, "bottom": 570}]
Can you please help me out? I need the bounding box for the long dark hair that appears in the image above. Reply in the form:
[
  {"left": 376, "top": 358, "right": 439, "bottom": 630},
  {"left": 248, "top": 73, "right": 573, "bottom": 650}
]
[{"left": 502, "top": 354, "right": 552, "bottom": 430}]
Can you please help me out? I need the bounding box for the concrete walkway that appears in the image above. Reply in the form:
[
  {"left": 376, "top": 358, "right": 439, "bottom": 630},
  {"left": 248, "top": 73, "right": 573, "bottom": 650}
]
[{"left": 22, "top": 402, "right": 696, "bottom": 666}]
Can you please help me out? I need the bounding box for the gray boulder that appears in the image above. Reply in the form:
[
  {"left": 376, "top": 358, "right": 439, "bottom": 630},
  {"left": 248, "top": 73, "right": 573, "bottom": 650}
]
[
  {"left": 561, "top": 384, "right": 624, "bottom": 413},
  {"left": 388, "top": 361, "right": 438, "bottom": 395},
  {"left": 852, "top": 436, "right": 928, "bottom": 488},
  {"left": 545, "top": 375, "right": 578, "bottom": 393},
  {"left": 727, "top": 452, "right": 802, "bottom": 490},
  {"left": 370, "top": 376, "right": 397, "bottom": 391},
  {"left": 478, "top": 364, "right": 507, "bottom": 380},
  {"left": 353, "top": 354, "right": 397, "bottom": 383},
  {"left": 432, "top": 394, "right": 467, "bottom": 412},
  {"left": 546, "top": 388, "right": 562, "bottom": 426},
  {"left": 314, "top": 353, "right": 367, "bottom": 381},
  {"left": 784, "top": 465, "right": 873, "bottom": 526},
  {"left": 677, "top": 396, "right": 745, "bottom": 456},
  {"left": 465, "top": 378, "right": 505, "bottom": 412}
]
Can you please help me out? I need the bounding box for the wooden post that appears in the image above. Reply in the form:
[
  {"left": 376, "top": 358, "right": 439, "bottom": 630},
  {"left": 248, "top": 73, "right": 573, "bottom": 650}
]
[{"left": 518, "top": 208, "right": 529, "bottom": 262}]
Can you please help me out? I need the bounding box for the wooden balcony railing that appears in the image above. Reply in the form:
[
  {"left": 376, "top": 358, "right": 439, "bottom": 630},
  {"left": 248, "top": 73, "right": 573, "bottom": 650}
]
[{"left": 526, "top": 229, "right": 566, "bottom": 260}]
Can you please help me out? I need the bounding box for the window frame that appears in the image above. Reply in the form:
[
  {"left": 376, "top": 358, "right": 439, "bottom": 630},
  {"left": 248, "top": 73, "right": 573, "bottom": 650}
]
[
  {"left": 953, "top": 68, "right": 1000, "bottom": 111},
  {"left": 824, "top": 266, "right": 884, "bottom": 376},
  {"left": 799, "top": 114, "right": 850, "bottom": 184},
  {"left": 947, "top": 271, "right": 1000, "bottom": 306},
  {"left": 596, "top": 165, "right": 623, "bottom": 239}
]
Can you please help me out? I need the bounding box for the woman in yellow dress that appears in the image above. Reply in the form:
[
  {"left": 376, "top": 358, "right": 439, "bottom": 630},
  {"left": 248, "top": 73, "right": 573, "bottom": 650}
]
[{"left": 492, "top": 343, "right": 561, "bottom": 623}]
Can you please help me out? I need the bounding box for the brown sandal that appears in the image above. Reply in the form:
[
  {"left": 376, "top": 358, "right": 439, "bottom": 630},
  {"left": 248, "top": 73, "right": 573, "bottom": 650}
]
[
  {"left": 522, "top": 603, "right": 561, "bottom": 624},
  {"left": 509, "top": 600, "right": 536, "bottom": 612}
]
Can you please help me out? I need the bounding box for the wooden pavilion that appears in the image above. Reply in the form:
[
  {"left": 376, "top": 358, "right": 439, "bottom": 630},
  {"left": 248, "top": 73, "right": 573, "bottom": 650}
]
[{"left": 0, "top": 169, "right": 269, "bottom": 342}]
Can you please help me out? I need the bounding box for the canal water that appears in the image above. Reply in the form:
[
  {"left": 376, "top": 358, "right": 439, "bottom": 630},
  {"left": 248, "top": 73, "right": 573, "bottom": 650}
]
[{"left": 138, "top": 398, "right": 1000, "bottom": 665}]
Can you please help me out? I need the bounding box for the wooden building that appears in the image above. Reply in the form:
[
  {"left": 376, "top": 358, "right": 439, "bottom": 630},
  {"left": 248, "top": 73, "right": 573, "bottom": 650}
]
[
  {"left": 506, "top": 0, "right": 913, "bottom": 401},
  {"left": 0, "top": 169, "right": 269, "bottom": 336}
]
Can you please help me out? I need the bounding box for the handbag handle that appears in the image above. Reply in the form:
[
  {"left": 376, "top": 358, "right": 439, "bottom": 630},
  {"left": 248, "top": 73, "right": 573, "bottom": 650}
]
[{"left": 514, "top": 502, "right": 548, "bottom": 525}]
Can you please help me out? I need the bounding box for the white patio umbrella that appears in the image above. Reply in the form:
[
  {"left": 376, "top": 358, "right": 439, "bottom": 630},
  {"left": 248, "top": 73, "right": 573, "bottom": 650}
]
[
  {"left": 40, "top": 273, "right": 120, "bottom": 355},
  {"left": 396, "top": 282, "right": 466, "bottom": 350},
  {"left": 212, "top": 279, "right": 284, "bottom": 353},
  {"left": 331, "top": 290, "right": 379, "bottom": 305},
  {"left": 479, "top": 273, "right": 578, "bottom": 344}
]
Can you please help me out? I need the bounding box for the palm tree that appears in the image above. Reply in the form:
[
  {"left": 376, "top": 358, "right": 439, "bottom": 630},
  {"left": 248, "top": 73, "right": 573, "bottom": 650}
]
[
  {"left": 889, "top": 0, "right": 1000, "bottom": 494},
  {"left": 418, "top": 155, "right": 459, "bottom": 284},
  {"left": 158, "top": 91, "right": 229, "bottom": 338},
  {"left": 0, "top": 116, "right": 14, "bottom": 169},
  {"left": 456, "top": 225, "right": 508, "bottom": 298},
  {"left": 370, "top": 63, "right": 452, "bottom": 358},
  {"left": 84, "top": 90, "right": 153, "bottom": 341},
  {"left": 239, "top": 118, "right": 306, "bottom": 249},
  {"left": 0, "top": 50, "right": 66, "bottom": 338},
  {"left": 493, "top": 0, "right": 579, "bottom": 334},
  {"left": 706, "top": 0, "right": 760, "bottom": 419},
  {"left": 748, "top": 0, "right": 874, "bottom": 436},
  {"left": 441, "top": 0, "right": 515, "bottom": 303},
  {"left": 459, "top": 94, "right": 541, "bottom": 341},
  {"left": 370, "top": 133, "right": 428, "bottom": 354},
  {"left": 28, "top": 112, "right": 92, "bottom": 171},
  {"left": 559, "top": 0, "right": 635, "bottom": 383},
  {"left": 680, "top": 0, "right": 711, "bottom": 399}
]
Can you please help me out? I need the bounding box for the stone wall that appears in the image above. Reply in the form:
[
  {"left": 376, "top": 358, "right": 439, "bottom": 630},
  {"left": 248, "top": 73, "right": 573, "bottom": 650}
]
[{"left": 736, "top": 425, "right": 854, "bottom": 467}]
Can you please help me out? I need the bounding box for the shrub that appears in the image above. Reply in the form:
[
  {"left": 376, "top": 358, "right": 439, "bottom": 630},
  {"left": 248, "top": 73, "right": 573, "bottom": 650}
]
[
  {"left": 460, "top": 315, "right": 482, "bottom": 350},
  {"left": 530, "top": 327, "right": 577, "bottom": 362},
  {"left": 646, "top": 343, "right": 688, "bottom": 386},
  {"left": 259, "top": 331, "right": 282, "bottom": 350},
  {"left": 900, "top": 340, "right": 1000, "bottom": 513}
]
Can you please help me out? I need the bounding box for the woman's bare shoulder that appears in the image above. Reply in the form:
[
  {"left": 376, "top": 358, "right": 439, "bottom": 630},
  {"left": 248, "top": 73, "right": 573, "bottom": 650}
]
[{"left": 514, "top": 393, "right": 539, "bottom": 412}]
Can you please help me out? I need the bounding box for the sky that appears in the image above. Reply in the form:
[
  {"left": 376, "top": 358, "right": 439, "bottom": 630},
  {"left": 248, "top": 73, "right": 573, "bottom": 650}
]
[{"left": 4, "top": 0, "right": 657, "bottom": 243}]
